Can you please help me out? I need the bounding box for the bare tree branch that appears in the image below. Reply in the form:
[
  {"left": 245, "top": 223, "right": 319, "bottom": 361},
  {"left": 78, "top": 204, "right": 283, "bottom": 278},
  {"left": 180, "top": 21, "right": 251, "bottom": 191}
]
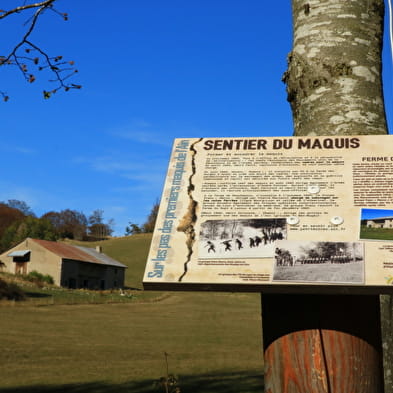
[
  {"left": 0, "top": 0, "right": 80, "bottom": 101},
  {"left": 0, "top": 1, "right": 56, "bottom": 20}
]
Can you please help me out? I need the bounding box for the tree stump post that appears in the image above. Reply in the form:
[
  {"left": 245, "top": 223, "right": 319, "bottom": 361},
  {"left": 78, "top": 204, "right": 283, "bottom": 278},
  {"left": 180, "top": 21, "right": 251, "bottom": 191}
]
[{"left": 262, "top": 294, "right": 385, "bottom": 393}]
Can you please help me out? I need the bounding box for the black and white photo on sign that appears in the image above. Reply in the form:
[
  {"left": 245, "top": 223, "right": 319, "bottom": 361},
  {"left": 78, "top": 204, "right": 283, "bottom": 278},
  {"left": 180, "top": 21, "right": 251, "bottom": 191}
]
[
  {"left": 272, "top": 241, "right": 365, "bottom": 283},
  {"left": 198, "top": 218, "right": 287, "bottom": 259}
]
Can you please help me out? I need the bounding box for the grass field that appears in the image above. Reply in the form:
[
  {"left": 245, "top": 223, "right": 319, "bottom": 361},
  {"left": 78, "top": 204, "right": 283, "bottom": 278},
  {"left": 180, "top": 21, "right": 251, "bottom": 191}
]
[
  {"left": 0, "top": 292, "right": 263, "bottom": 393},
  {"left": 0, "top": 235, "right": 264, "bottom": 393},
  {"left": 360, "top": 226, "right": 393, "bottom": 241}
]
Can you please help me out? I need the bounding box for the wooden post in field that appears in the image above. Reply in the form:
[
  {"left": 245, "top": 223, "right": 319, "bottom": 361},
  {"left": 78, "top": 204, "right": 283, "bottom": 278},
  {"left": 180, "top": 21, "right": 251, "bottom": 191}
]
[{"left": 261, "top": 294, "right": 384, "bottom": 392}]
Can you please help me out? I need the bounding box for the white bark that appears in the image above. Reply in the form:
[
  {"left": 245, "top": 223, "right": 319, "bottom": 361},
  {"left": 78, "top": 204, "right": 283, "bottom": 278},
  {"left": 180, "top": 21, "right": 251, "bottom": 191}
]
[{"left": 284, "top": 0, "right": 388, "bottom": 136}]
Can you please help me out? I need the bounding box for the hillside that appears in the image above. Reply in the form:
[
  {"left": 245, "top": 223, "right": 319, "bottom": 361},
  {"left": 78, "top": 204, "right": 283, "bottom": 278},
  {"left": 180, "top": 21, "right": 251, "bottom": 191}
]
[
  {"left": 65, "top": 234, "right": 153, "bottom": 289},
  {"left": 0, "top": 234, "right": 265, "bottom": 392}
]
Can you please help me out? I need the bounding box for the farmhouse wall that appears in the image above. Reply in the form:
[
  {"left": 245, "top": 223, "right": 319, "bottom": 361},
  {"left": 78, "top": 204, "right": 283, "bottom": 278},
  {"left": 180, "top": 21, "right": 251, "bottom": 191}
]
[
  {"left": 105, "top": 266, "right": 125, "bottom": 289},
  {"left": 383, "top": 219, "right": 393, "bottom": 228},
  {"left": 367, "top": 218, "right": 393, "bottom": 229},
  {"left": 0, "top": 239, "right": 62, "bottom": 285},
  {"left": 61, "top": 259, "right": 124, "bottom": 290},
  {"left": 60, "top": 259, "right": 79, "bottom": 288},
  {"left": 62, "top": 259, "right": 106, "bottom": 290},
  {"left": 367, "top": 220, "right": 381, "bottom": 228},
  {"left": 0, "top": 238, "right": 126, "bottom": 289}
]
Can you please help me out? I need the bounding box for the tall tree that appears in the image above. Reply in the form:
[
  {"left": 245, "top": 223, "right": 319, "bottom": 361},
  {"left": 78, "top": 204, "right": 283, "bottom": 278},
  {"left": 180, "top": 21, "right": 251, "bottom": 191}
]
[
  {"left": 0, "top": 203, "right": 25, "bottom": 241},
  {"left": 142, "top": 201, "right": 160, "bottom": 233},
  {"left": 88, "top": 209, "right": 114, "bottom": 240},
  {"left": 42, "top": 209, "right": 88, "bottom": 240},
  {"left": 263, "top": 1, "right": 390, "bottom": 392},
  {"left": 3, "top": 200, "right": 35, "bottom": 216},
  {"left": 1, "top": 216, "right": 58, "bottom": 252},
  {"left": 125, "top": 222, "right": 142, "bottom": 236}
]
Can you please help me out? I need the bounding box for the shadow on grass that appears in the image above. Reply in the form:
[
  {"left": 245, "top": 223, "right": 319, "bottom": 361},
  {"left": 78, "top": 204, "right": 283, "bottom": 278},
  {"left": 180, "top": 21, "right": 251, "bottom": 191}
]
[
  {"left": 24, "top": 292, "right": 52, "bottom": 298},
  {"left": 0, "top": 370, "right": 264, "bottom": 393}
]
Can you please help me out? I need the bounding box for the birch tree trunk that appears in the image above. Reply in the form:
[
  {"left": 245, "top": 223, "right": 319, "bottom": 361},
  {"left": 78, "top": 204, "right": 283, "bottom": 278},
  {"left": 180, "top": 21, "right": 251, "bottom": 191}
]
[
  {"left": 283, "top": 0, "right": 388, "bottom": 136},
  {"left": 262, "top": 0, "right": 391, "bottom": 392}
]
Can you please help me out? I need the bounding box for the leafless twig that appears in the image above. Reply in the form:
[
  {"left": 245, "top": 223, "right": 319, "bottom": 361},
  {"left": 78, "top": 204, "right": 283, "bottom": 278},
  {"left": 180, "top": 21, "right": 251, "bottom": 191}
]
[{"left": 0, "top": 0, "right": 80, "bottom": 101}]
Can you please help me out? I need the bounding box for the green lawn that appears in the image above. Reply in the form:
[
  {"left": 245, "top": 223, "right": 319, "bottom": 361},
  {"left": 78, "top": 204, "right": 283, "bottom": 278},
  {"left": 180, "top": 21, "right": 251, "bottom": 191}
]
[
  {"left": 360, "top": 226, "right": 393, "bottom": 241},
  {"left": 0, "top": 235, "right": 264, "bottom": 393}
]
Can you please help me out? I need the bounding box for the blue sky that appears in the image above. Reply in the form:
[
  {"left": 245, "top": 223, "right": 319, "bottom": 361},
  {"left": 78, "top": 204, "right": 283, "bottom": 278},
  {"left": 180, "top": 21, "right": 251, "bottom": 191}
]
[
  {"left": 0, "top": 1, "right": 392, "bottom": 236},
  {"left": 361, "top": 209, "right": 393, "bottom": 220}
]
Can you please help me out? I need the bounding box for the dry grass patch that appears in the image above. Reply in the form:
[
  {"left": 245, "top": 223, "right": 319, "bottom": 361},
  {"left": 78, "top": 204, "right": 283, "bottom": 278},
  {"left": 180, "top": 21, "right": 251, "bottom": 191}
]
[{"left": 0, "top": 292, "right": 264, "bottom": 392}]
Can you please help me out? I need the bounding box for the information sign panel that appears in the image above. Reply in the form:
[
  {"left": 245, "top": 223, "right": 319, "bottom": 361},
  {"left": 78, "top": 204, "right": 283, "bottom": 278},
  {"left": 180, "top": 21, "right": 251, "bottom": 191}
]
[{"left": 143, "top": 135, "right": 393, "bottom": 293}]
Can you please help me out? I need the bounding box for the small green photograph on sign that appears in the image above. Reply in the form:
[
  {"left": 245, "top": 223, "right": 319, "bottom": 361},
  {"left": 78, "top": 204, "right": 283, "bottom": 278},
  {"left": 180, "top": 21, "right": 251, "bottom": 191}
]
[{"left": 360, "top": 209, "right": 393, "bottom": 241}]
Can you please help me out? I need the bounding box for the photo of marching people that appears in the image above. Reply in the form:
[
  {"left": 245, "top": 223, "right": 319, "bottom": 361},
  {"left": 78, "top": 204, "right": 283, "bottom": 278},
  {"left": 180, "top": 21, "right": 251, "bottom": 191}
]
[
  {"left": 272, "top": 241, "right": 365, "bottom": 283},
  {"left": 198, "top": 218, "right": 287, "bottom": 259}
]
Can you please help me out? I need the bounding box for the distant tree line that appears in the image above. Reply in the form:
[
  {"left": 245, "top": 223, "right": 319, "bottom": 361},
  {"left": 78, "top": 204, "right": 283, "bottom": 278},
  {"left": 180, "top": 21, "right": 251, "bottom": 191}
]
[
  {"left": 0, "top": 198, "right": 160, "bottom": 252},
  {"left": 0, "top": 200, "right": 114, "bottom": 252}
]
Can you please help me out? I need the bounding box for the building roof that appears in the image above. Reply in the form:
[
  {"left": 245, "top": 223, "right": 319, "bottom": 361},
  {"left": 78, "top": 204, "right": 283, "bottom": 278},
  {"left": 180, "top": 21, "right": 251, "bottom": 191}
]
[
  {"left": 30, "top": 238, "right": 127, "bottom": 268},
  {"left": 75, "top": 245, "right": 126, "bottom": 268},
  {"left": 8, "top": 250, "right": 30, "bottom": 257}
]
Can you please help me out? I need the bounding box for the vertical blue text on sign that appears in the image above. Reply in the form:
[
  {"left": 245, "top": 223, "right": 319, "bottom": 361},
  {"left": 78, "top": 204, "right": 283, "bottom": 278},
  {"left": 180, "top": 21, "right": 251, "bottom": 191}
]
[{"left": 147, "top": 140, "right": 190, "bottom": 278}]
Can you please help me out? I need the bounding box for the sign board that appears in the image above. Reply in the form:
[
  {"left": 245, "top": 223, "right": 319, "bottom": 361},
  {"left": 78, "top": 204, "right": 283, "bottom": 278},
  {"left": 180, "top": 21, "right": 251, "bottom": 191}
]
[{"left": 143, "top": 135, "right": 393, "bottom": 294}]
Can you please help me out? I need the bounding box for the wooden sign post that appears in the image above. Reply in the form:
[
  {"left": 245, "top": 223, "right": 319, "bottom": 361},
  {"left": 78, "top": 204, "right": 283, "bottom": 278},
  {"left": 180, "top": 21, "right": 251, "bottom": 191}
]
[{"left": 262, "top": 294, "right": 384, "bottom": 392}]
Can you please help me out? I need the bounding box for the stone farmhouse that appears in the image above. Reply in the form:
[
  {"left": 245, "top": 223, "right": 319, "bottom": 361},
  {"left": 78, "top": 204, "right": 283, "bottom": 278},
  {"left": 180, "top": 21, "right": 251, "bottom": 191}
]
[
  {"left": 0, "top": 238, "right": 127, "bottom": 290},
  {"left": 365, "top": 216, "right": 393, "bottom": 229}
]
